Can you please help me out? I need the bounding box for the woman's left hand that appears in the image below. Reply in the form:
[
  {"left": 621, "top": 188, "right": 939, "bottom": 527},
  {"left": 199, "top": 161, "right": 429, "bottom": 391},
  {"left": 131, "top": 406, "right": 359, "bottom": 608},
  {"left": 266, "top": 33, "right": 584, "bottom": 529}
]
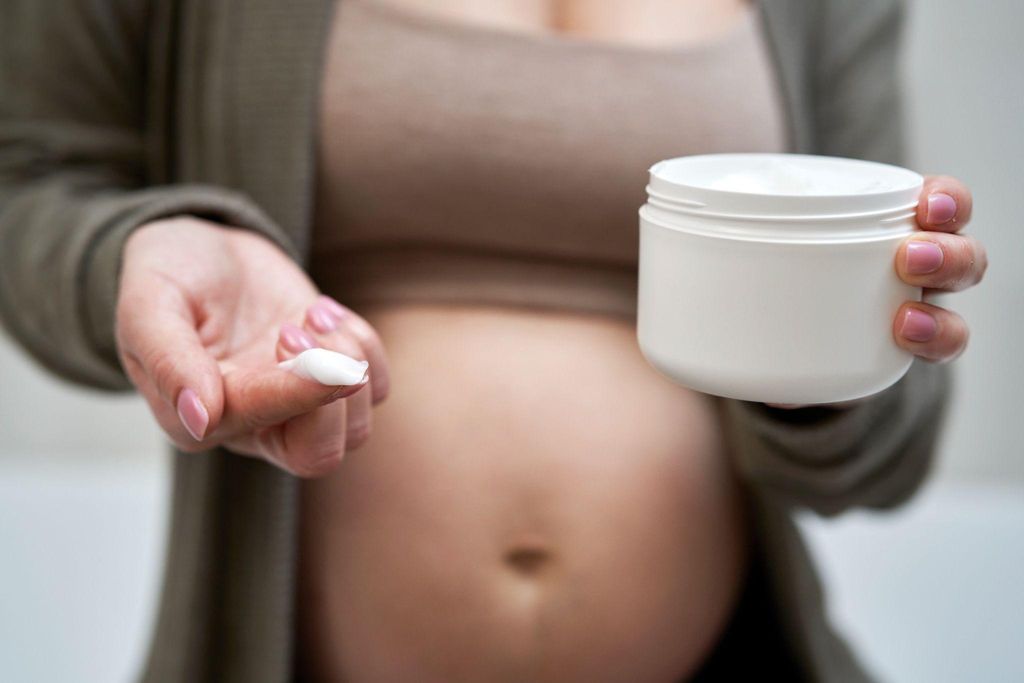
[
  {"left": 768, "top": 175, "right": 987, "bottom": 410},
  {"left": 891, "top": 175, "right": 986, "bottom": 361}
]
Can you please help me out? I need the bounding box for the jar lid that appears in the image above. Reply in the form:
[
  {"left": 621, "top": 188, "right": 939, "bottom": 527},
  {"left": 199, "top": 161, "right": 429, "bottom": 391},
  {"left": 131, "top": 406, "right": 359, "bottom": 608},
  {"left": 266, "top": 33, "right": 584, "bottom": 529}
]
[{"left": 647, "top": 153, "right": 923, "bottom": 221}]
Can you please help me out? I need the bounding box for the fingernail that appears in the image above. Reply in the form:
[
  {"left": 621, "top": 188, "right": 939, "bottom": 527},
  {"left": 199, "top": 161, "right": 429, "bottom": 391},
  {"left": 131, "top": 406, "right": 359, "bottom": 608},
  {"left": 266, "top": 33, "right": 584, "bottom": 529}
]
[
  {"left": 905, "top": 240, "right": 944, "bottom": 275},
  {"left": 900, "top": 308, "right": 938, "bottom": 343},
  {"left": 280, "top": 324, "right": 316, "bottom": 353},
  {"left": 176, "top": 388, "right": 209, "bottom": 441},
  {"left": 307, "top": 305, "right": 337, "bottom": 334},
  {"left": 926, "top": 193, "right": 957, "bottom": 225},
  {"left": 318, "top": 296, "right": 349, "bottom": 321}
]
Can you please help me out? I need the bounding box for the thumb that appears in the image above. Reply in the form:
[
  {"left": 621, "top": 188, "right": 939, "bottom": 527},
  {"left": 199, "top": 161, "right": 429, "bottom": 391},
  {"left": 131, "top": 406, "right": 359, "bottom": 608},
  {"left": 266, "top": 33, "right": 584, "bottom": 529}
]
[{"left": 119, "top": 289, "right": 224, "bottom": 441}]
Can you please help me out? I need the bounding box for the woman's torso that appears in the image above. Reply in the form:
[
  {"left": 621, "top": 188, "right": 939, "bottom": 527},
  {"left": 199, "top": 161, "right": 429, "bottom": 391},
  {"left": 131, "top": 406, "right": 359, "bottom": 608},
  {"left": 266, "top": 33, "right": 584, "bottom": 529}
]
[{"left": 300, "top": 1, "right": 787, "bottom": 680}]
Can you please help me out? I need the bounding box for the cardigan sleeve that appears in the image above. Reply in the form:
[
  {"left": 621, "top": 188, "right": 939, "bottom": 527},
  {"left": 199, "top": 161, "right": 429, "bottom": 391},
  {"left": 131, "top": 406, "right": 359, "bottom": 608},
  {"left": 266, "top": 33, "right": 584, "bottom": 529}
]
[
  {"left": 0, "top": 0, "right": 301, "bottom": 391},
  {"left": 719, "top": 0, "right": 953, "bottom": 517}
]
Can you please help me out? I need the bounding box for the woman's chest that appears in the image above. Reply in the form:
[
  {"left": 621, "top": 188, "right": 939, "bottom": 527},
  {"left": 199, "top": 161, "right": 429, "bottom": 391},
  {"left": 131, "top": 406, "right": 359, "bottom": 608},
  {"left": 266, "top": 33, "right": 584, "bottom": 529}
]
[
  {"left": 372, "top": 0, "right": 750, "bottom": 46},
  {"left": 313, "top": 0, "right": 785, "bottom": 265}
]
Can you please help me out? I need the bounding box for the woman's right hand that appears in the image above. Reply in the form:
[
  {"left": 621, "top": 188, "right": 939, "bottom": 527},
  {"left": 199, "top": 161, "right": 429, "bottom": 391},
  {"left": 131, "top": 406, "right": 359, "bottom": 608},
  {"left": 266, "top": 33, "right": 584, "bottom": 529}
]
[{"left": 114, "top": 217, "right": 390, "bottom": 477}]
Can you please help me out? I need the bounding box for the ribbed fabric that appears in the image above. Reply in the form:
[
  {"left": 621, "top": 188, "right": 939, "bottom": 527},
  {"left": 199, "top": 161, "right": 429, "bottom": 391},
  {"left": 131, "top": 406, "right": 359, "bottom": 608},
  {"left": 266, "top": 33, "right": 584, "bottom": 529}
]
[{"left": 312, "top": 0, "right": 785, "bottom": 314}]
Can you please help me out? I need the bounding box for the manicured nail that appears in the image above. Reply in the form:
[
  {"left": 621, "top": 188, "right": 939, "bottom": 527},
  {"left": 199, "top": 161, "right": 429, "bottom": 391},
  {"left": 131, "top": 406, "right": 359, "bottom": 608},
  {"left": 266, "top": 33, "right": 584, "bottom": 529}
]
[
  {"left": 279, "top": 324, "right": 316, "bottom": 354},
  {"left": 318, "top": 296, "right": 349, "bottom": 321},
  {"left": 176, "top": 388, "right": 209, "bottom": 441},
  {"left": 926, "top": 193, "right": 957, "bottom": 225},
  {"left": 307, "top": 305, "right": 337, "bottom": 334},
  {"left": 905, "top": 240, "right": 944, "bottom": 275},
  {"left": 900, "top": 308, "right": 938, "bottom": 343}
]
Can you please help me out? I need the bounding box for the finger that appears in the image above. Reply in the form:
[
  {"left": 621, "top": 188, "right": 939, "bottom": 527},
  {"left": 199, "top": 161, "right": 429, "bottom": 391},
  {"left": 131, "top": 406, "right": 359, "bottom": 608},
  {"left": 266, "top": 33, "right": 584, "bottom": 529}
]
[
  {"left": 278, "top": 323, "right": 317, "bottom": 357},
  {"left": 917, "top": 176, "right": 973, "bottom": 233},
  {"left": 303, "top": 303, "right": 375, "bottom": 450},
  {"left": 893, "top": 301, "right": 969, "bottom": 363},
  {"left": 896, "top": 232, "right": 989, "bottom": 292},
  {"left": 317, "top": 296, "right": 391, "bottom": 404},
  {"left": 343, "top": 377, "right": 374, "bottom": 451},
  {"left": 116, "top": 281, "right": 224, "bottom": 442},
  {"left": 216, "top": 345, "right": 369, "bottom": 439},
  {"left": 304, "top": 300, "right": 368, "bottom": 363},
  {"left": 217, "top": 322, "right": 352, "bottom": 472},
  {"left": 320, "top": 296, "right": 391, "bottom": 403},
  {"left": 120, "top": 362, "right": 217, "bottom": 453},
  {"left": 248, "top": 398, "right": 350, "bottom": 478}
]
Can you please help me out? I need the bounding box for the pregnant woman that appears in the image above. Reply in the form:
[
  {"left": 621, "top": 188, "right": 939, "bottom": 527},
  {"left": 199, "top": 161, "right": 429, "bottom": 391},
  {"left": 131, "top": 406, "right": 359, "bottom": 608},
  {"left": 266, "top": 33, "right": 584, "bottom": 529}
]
[{"left": 0, "top": 0, "right": 986, "bottom": 681}]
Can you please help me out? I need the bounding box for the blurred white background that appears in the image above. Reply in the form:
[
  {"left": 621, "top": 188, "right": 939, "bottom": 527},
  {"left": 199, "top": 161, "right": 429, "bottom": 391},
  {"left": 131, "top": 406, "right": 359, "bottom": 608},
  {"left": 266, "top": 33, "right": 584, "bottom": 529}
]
[{"left": 1, "top": 1, "right": 1022, "bottom": 681}]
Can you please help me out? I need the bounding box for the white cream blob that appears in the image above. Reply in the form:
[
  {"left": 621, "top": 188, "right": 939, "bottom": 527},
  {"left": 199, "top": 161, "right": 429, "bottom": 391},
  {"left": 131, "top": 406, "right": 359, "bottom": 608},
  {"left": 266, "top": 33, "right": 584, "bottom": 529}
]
[
  {"left": 703, "top": 159, "right": 898, "bottom": 196},
  {"left": 278, "top": 348, "right": 369, "bottom": 386}
]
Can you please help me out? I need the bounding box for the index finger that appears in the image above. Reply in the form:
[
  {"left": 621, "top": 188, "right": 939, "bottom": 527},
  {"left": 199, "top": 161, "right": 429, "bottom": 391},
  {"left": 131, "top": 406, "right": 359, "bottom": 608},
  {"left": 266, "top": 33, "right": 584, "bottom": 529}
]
[
  {"left": 216, "top": 352, "right": 369, "bottom": 440},
  {"left": 918, "top": 175, "right": 973, "bottom": 233}
]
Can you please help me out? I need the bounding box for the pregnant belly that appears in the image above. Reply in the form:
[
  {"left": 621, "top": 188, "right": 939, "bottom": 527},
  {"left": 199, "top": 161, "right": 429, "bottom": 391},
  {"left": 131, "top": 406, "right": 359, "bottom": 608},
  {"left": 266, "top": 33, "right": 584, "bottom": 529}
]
[{"left": 297, "top": 303, "right": 750, "bottom": 682}]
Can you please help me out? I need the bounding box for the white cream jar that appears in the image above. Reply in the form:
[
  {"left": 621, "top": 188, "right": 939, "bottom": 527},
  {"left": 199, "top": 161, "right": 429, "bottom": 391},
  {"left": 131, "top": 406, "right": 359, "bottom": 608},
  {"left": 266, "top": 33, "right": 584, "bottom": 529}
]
[{"left": 637, "top": 153, "right": 923, "bottom": 404}]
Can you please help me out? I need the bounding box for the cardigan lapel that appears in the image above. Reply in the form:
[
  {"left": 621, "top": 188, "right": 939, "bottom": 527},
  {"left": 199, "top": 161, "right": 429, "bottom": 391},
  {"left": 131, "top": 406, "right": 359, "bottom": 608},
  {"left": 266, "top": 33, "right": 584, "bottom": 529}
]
[
  {"left": 175, "top": 0, "right": 336, "bottom": 261},
  {"left": 145, "top": 2, "right": 336, "bottom": 682}
]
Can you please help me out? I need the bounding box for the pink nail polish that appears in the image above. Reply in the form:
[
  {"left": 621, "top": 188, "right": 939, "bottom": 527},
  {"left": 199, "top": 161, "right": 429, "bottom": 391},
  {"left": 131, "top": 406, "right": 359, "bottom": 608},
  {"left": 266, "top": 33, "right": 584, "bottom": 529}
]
[
  {"left": 176, "top": 388, "right": 209, "bottom": 441},
  {"left": 900, "top": 308, "right": 938, "bottom": 342},
  {"left": 318, "top": 296, "right": 349, "bottom": 320},
  {"left": 307, "top": 305, "right": 337, "bottom": 334},
  {"left": 926, "top": 193, "right": 957, "bottom": 225},
  {"left": 905, "top": 241, "right": 944, "bottom": 275},
  {"left": 280, "top": 324, "right": 316, "bottom": 353}
]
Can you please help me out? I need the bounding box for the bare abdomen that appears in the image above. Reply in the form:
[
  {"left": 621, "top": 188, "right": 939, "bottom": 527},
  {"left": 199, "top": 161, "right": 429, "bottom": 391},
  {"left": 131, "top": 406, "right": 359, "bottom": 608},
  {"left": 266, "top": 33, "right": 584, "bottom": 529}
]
[{"left": 297, "top": 303, "right": 749, "bottom": 682}]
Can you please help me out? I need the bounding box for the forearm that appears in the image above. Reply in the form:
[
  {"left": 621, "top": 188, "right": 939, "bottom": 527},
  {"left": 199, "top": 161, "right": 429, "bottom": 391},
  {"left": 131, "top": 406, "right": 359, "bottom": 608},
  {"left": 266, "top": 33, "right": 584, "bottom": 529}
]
[
  {"left": 0, "top": 0, "right": 300, "bottom": 389},
  {"left": 718, "top": 358, "right": 950, "bottom": 516},
  {"left": 0, "top": 179, "right": 294, "bottom": 389}
]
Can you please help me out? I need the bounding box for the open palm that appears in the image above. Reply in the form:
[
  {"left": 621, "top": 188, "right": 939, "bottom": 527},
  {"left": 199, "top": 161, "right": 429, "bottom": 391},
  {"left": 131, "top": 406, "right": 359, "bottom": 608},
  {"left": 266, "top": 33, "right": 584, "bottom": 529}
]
[{"left": 115, "top": 217, "right": 389, "bottom": 476}]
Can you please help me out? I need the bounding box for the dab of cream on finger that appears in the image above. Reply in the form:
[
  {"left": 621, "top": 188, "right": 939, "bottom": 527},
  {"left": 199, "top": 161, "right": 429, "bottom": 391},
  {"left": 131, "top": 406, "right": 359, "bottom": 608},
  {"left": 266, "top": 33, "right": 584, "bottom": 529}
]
[{"left": 278, "top": 348, "right": 369, "bottom": 386}]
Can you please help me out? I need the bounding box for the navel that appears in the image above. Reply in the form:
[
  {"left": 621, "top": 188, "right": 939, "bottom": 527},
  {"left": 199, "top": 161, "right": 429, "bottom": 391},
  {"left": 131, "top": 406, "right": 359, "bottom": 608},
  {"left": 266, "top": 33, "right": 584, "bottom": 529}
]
[{"left": 503, "top": 535, "right": 555, "bottom": 575}]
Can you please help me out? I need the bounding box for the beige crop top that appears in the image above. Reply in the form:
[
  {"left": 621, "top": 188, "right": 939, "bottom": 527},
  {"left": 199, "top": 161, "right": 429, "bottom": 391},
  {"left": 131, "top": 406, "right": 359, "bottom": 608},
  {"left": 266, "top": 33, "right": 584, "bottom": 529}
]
[{"left": 311, "top": 0, "right": 787, "bottom": 317}]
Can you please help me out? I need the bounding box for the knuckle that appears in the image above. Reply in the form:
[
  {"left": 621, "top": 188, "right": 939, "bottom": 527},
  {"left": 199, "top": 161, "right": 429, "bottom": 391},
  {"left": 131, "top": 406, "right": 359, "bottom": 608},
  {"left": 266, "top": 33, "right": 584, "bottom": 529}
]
[
  {"left": 290, "top": 450, "right": 345, "bottom": 478},
  {"left": 269, "top": 425, "right": 345, "bottom": 478},
  {"left": 943, "top": 238, "right": 978, "bottom": 289},
  {"left": 345, "top": 422, "right": 372, "bottom": 451},
  {"left": 348, "top": 316, "right": 382, "bottom": 348},
  {"left": 330, "top": 333, "right": 366, "bottom": 361},
  {"left": 241, "top": 399, "right": 275, "bottom": 432}
]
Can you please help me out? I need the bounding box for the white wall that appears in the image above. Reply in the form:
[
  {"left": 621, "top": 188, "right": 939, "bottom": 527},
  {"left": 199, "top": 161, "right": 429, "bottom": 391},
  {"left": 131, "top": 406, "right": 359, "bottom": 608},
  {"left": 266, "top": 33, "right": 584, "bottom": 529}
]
[
  {"left": 904, "top": 0, "right": 1024, "bottom": 481},
  {"left": 0, "top": 1, "right": 1021, "bottom": 681}
]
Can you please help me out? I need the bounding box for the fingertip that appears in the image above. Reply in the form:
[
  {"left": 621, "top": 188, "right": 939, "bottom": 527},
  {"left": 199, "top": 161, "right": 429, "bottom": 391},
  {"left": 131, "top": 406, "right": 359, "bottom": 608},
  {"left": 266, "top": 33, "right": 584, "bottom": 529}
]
[
  {"left": 317, "top": 295, "right": 350, "bottom": 321},
  {"left": 370, "top": 372, "right": 390, "bottom": 404},
  {"left": 925, "top": 193, "right": 957, "bottom": 226},
  {"left": 181, "top": 365, "right": 226, "bottom": 437},
  {"left": 919, "top": 176, "right": 973, "bottom": 231},
  {"left": 278, "top": 323, "right": 317, "bottom": 360},
  {"left": 290, "top": 455, "right": 345, "bottom": 479},
  {"left": 892, "top": 301, "right": 969, "bottom": 363},
  {"left": 897, "top": 306, "right": 938, "bottom": 343},
  {"left": 175, "top": 387, "right": 210, "bottom": 441},
  {"left": 306, "top": 303, "right": 339, "bottom": 334},
  {"left": 321, "top": 373, "right": 370, "bottom": 406}
]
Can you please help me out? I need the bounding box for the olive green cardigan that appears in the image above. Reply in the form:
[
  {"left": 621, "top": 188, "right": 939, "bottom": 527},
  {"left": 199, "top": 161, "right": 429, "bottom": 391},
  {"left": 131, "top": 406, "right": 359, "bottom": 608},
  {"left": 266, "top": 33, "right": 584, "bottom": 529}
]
[{"left": 0, "top": 1, "right": 949, "bottom": 681}]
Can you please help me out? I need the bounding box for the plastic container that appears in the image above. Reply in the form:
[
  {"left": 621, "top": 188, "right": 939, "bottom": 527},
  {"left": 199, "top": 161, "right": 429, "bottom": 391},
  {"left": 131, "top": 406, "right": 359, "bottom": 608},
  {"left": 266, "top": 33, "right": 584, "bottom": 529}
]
[{"left": 636, "top": 153, "right": 923, "bottom": 404}]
